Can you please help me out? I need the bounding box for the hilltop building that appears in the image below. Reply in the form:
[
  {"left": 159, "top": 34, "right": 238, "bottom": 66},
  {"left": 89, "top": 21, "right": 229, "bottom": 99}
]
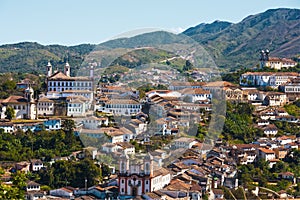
[
  {"left": 45, "top": 61, "right": 94, "bottom": 104},
  {"left": 259, "top": 50, "right": 297, "bottom": 70}
]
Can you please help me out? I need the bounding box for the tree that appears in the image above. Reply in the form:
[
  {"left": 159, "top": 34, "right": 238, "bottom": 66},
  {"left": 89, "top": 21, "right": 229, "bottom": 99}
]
[
  {"left": 0, "top": 168, "right": 26, "bottom": 199},
  {"left": 62, "top": 119, "right": 75, "bottom": 133},
  {"left": 5, "top": 106, "right": 15, "bottom": 120}
]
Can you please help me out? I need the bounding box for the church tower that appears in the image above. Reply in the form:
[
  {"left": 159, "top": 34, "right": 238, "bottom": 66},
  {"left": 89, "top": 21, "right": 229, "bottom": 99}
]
[
  {"left": 144, "top": 153, "right": 153, "bottom": 176},
  {"left": 25, "top": 86, "right": 36, "bottom": 119},
  {"left": 46, "top": 61, "right": 52, "bottom": 77},
  {"left": 64, "top": 62, "right": 71, "bottom": 77},
  {"left": 119, "top": 152, "right": 129, "bottom": 174}
]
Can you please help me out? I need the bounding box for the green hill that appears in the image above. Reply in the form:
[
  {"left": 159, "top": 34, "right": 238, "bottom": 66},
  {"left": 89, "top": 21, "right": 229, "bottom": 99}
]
[
  {"left": 0, "top": 8, "right": 299, "bottom": 74},
  {"left": 0, "top": 42, "right": 95, "bottom": 74},
  {"left": 183, "top": 8, "right": 300, "bottom": 69}
]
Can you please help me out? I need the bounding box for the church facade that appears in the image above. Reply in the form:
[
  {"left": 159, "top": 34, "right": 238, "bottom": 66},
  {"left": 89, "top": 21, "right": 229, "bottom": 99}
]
[
  {"left": 118, "top": 153, "right": 171, "bottom": 197},
  {"left": 45, "top": 62, "right": 94, "bottom": 104},
  {"left": 1, "top": 87, "right": 36, "bottom": 120}
]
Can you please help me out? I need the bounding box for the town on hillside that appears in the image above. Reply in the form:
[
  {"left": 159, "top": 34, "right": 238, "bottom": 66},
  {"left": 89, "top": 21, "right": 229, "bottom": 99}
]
[{"left": 0, "top": 50, "right": 300, "bottom": 200}]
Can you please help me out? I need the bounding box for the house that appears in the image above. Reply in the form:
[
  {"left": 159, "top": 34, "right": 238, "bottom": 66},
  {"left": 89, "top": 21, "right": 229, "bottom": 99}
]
[
  {"left": 82, "top": 116, "right": 109, "bottom": 129},
  {"left": 230, "top": 144, "right": 259, "bottom": 165},
  {"left": 82, "top": 147, "right": 98, "bottom": 160},
  {"left": 212, "top": 189, "right": 224, "bottom": 199},
  {"left": 179, "top": 88, "right": 211, "bottom": 103},
  {"left": 262, "top": 124, "right": 278, "bottom": 137},
  {"left": 96, "top": 127, "right": 133, "bottom": 143},
  {"left": 0, "top": 121, "right": 15, "bottom": 133},
  {"left": 276, "top": 135, "right": 296, "bottom": 145},
  {"left": 43, "top": 118, "right": 61, "bottom": 131},
  {"left": 172, "top": 137, "right": 198, "bottom": 149},
  {"left": 273, "top": 147, "right": 288, "bottom": 159},
  {"left": 127, "top": 118, "right": 147, "bottom": 135},
  {"left": 102, "top": 143, "right": 119, "bottom": 153},
  {"left": 37, "top": 97, "right": 55, "bottom": 116},
  {"left": 100, "top": 99, "right": 142, "bottom": 116},
  {"left": 263, "top": 92, "right": 287, "bottom": 106},
  {"left": 283, "top": 77, "right": 300, "bottom": 100},
  {"left": 30, "top": 159, "right": 43, "bottom": 171},
  {"left": 258, "top": 148, "right": 276, "bottom": 162},
  {"left": 49, "top": 187, "right": 75, "bottom": 198},
  {"left": 168, "top": 81, "right": 205, "bottom": 91},
  {"left": 25, "top": 181, "right": 44, "bottom": 200},
  {"left": 25, "top": 180, "right": 40, "bottom": 192},
  {"left": 278, "top": 172, "right": 295, "bottom": 181},
  {"left": 116, "top": 142, "right": 135, "bottom": 155},
  {"left": 263, "top": 57, "right": 297, "bottom": 70},
  {"left": 275, "top": 115, "right": 299, "bottom": 123},
  {"left": 15, "top": 161, "right": 31, "bottom": 173},
  {"left": 225, "top": 87, "right": 243, "bottom": 102},
  {"left": 66, "top": 96, "right": 88, "bottom": 117}
]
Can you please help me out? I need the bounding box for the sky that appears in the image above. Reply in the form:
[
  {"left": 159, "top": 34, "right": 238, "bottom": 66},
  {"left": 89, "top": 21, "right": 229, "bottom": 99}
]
[{"left": 0, "top": 0, "right": 299, "bottom": 46}]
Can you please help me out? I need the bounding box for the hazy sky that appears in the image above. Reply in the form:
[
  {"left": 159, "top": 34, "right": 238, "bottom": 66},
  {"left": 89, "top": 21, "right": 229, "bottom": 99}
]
[{"left": 0, "top": 0, "right": 299, "bottom": 46}]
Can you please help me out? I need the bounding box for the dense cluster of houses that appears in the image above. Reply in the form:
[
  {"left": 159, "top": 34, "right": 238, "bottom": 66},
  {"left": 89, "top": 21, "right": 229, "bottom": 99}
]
[{"left": 0, "top": 54, "right": 299, "bottom": 199}]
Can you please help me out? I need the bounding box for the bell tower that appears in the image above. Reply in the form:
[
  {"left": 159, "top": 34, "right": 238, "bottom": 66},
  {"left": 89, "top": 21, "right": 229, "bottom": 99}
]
[
  {"left": 144, "top": 153, "right": 153, "bottom": 176},
  {"left": 25, "top": 86, "right": 36, "bottom": 119},
  {"left": 46, "top": 61, "right": 52, "bottom": 77},
  {"left": 64, "top": 62, "right": 71, "bottom": 77},
  {"left": 119, "top": 152, "right": 129, "bottom": 174}
]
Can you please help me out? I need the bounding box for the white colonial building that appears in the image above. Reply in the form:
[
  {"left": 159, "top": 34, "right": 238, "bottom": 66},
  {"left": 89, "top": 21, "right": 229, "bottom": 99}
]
[
  {"left": 240, "top": 72, "right": 298, "bottom": 88},
  {"left": 37, "top": 97, "right": 55, "bottom": 116},
  {"left": 179, "top": 88, "right": 211, "bottom": 103},
  {"left": 264, "top": 57, "right": 297, "bottom": 70},
  {"left": 66, "top": 96, "right": 87, "bottom": 117},
  {"left": 99, "top": 99, "right": 142, "bottom": 116}
]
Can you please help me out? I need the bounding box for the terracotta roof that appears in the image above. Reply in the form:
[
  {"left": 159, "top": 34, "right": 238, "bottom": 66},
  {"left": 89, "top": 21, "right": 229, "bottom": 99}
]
[
  {"left": 106, "top": 99, "right": 140, "bottom": 104},
  {"left": 166, "top": 179, "right": 190, "bottom": 191},
  {"left": 259, "top": 148, "right": 275, "bottom": 154},
  {"left": 48, "top": 71, "right": 92, "bottom": 81},
  {"left": 268, "top": 57, "right": 297, "bottom": 63},
  {"left": 179, "top": 88, "right": 210, "bottom": 95},
  {"left": 242, "top": 72, "right": 298, "bottom": 76},
  {"left": 2, "top": 96, "right": 28, "bottom": 104},
  {"left": 38, "top": 97, "right": 54, "bottom": 102},
  {"left": 213, "top": 189, "right": 224, "bottom": 195},
  {"left": 203, "top": 81, "right": 235, "bottom": 87},
  {"left": 152, "top": 167, "right": 170, "bottom": 177}
]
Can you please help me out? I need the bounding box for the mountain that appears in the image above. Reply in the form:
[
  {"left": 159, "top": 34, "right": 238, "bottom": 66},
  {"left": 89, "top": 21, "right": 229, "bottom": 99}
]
[
  {"left": 183, "top": 20, "right": 232, "bottom": 42},
  {"left": 99, "top": 31, "right": 185, "bottom": 49},
  {"left": 0, "top": 8, "right": 299, "bottom": 74},
  {"left": 0, "top": 42, "right": 95, "bottom": 74},
  {"left": 183, "top": 8, "right": 300, "bottom": 69}
]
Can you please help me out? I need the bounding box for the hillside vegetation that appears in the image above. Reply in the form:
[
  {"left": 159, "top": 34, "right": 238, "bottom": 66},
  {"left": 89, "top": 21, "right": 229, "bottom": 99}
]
[{"left": 0, "top": 8, "right": 299, "bottom": 73}]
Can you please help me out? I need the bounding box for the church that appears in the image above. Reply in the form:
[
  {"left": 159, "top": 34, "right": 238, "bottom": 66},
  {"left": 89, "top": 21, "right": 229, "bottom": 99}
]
[
  {"left": 118, "top": 153, "right": 171, "bottom": 197},
  {"left": 0, "top": 86, "right": 36, "bottom": 120},
  {"left": 45, "top": 61, "right": 94, "bottom": 104}
]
